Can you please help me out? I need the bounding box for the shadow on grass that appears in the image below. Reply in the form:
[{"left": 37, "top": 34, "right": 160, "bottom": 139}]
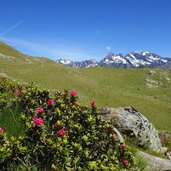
[{"left": 0, "top": 104, "right": 23, "bottom": 136}]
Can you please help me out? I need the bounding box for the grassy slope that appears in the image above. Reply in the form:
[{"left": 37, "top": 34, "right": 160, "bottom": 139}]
[
  {"left": 1, "top": 57, "right": 171, "bottom": 131},
  {"left": 0, "top": 41, "right": 23, "bottom": 58},
  {"left": 0, "top": 42, "right": 171, "bottom": 131},
  {"left": 0, "top": 41, "right": 53, "bottom": 62}
]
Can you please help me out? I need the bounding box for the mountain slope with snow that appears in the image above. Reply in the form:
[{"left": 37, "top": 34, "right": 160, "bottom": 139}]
[
  {"left": 57, "top": 51, "right": 170, "bottom": 69},
  {"left": 57, "top": 59, "right": 98, "bottom": 68}
]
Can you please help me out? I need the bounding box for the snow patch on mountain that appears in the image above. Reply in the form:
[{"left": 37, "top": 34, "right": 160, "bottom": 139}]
[
  {"left": 103, "top": 53, "right": 127, "bottom": 64},
  {"left": 56, "top": 51, "right": 169, "bottom": 69},
  {"left": 57, "top": 59, "right": 72, "bottom": 65},
  {"left": 56, "top": 59, "right": 98, "bottom": 68}
]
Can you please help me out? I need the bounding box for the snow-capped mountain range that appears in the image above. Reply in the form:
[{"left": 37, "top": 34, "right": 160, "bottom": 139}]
[
  {"left": 57, "top": 59, "right": 97, "bottom": 68},
  {"left": 56, "top": 51, "right": 171, "bottom": 69}
]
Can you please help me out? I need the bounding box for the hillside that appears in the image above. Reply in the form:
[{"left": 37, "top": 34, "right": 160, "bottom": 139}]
[
  {"left": 0, "top": 42, "right": 171, "bottom": 131},
  {"left": 0, "top": 41, "right": 23, "bottom": 58},
  {"left": 0, "top": 41, "right": 52, "bottom": 63}
]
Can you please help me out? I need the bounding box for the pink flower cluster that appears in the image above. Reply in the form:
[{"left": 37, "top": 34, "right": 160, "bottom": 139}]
[
  {"left": 37, "top": 107, "right": 44, "bottom": 114},
  {"left": 33, "top": 118, "right": 44, "bottom": 127},
  {"left": 121, "top": 144, "right": 126, "bottom": 150},
  {"left": 16, "top": 90, "right": 22, "bottom": 96},
  {"left": 120, "top": 144, "right": 128, "bottom": 167},
  {"left": 90, "top": 101, "right": 96, "bottom": 107},
  {"left": 123, "top": 159, "right": 128, "bottom": 167},
  {"left": 69, "top": 91, "right": 77, "bottom": 97},
  {"left": 48, "top": 99, "right": 55, "bottom": 106},
  {"left": 0, "top": 128, "right": 3, "bottom": 135},
  {"left": 57, "top": 130, "right": 66, "bottom": 137},
  {"left": 111, "top": 133, "right": 116, "bottom": 139}
]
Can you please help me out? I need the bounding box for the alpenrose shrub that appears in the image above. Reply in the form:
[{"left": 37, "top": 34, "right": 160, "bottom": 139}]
[
  {"left": 0, "top": 76, "right": 17, "bottom": 111},
  {"left": 0, "top": 78, "right": 137, "bottom": 170}
]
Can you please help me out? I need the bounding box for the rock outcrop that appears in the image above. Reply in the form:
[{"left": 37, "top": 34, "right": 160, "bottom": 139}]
[
  {"left": 137, "top": 151, "right": 171, "bottom": 171},
  {"left": 166, "top": 151, "right": 171, "bottom": 160},
  {"left": 113, "top": 127, "right": 124, "bottom": 143},
  {"left": 101, "top": 106, "right": 164, "bottom": 152}
]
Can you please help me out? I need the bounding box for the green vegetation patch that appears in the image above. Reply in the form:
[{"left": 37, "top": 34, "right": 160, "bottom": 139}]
[
  {"left": 0, "top": 42, "right": 171, "bottom": 132},
  {"left": 0, "top": 77, "right": 137, "bottom": 170},
  {"left": 1, "top": 58, "right": 171, "bottom": 131},
  {"left": 0, "top": 42, "right": 23, "bottom": 58}
]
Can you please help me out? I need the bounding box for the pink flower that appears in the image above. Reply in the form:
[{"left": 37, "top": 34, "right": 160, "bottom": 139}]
[
  {"left": 123, "top": 159, "right": 128, "bottom": 167},
  {"left": 37, "top": 107, "right": 44, "bottom": 114},
  {"left": 0, "top": 128, "right": 3, "bottom": 135},
  {"left": 33, "top": 118, "right": 44, "bottom": 127},
  {"left": 69, "top": 91, "right": 77, "bottom": 97},
  {"left": 48, "top": 99, "right": 55, "bottom": 106},
  {"left": 90, "top": 101, "right": 96, "bottom": 107},
  {"left": 16, "top": 90, "right": 22, "bottom": 96},
  {"left": 57, "top": 130, "right": 66, "bottom": 137},
  {"left": 111, "top": 133, "right": 116, "bottom": 139},
  {"left": 121, "top": 144, "right": 126, "bottom": 150}
]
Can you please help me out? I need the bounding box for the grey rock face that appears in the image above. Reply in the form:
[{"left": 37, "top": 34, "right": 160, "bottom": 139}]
[
  {"left": 137, "top": 151, "right": 171, "bottom": 171},
  {"left": 101, "top": 106, "right": 163, "bottom": 152},
  {"left": 161, "top": 61, "right": 171, "bottom": 70},
  {"left": 166, "top": 151, "right": 171, "bottom": 160}
]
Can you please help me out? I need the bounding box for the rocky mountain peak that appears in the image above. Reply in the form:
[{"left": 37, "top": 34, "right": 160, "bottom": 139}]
[
  {"left": 56, "top": 51, "right": 170, "bottom": 69},
  {"left": 56, "top": 58, "right": 98, "bottom": 68}
]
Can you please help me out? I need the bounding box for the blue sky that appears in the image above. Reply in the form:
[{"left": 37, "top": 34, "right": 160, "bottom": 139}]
[{"left": 0, "top": 0, "right": 171, "bottom": 61}]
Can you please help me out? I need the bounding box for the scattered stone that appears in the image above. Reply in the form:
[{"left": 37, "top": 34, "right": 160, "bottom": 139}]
[
  {"left": 166, "top": 151, "right": 171, "bottom": 160},
  {"left": 145, "top": 78, "right": 161, "bottom": 88},
  {"left": 160, "top": 147, "right": 168, "bottom": 154},
  {"left": 101, "top": 106, "right": 164, "bottom": 152},
  {"left": 148, "top": 70, "right": 156, "bottom": 75},
  {"left": 137, "top": 151, "right": 171, "bottom": 171},
  {"left": 162, "top": 72, "right": 170, "bottom": 82},
  {"left": 0, "top": 52, "right": 16, "bottom": 61}
]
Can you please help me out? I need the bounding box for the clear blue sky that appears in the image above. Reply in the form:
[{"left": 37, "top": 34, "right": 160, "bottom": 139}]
[{"left": 0, "top": 0, "right": 171, "bottom": 61}]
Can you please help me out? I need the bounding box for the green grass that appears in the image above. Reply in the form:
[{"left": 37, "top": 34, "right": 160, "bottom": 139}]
[
  {"left": 0, "top": 104, "right": 23, "bottom": 136},
  {"left": 0, "top": 41, "right": 24, "bottom": 58},
  {"left": 0, "top": 42, "right": 171, "bottom": 132}
]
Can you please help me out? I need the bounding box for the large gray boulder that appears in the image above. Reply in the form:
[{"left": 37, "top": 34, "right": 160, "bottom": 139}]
[
  {"left": 137, "top": 151, "right": 171, "bottom": 171},
  {"left": 101, "top": 106, "right": 164, "bottom": 152}
]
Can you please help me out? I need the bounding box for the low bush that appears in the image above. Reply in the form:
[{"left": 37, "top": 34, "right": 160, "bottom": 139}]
[{"left": 0, "top": 77, "right": 136, "bottom": 170}]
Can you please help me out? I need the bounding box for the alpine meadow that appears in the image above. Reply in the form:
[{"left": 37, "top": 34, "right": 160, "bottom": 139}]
[
  {"left": 1, "top": 42, "right": 171, "bottom": 131},
  {"left": 1, "top": 41, "right": 171, "bottom": 170}
]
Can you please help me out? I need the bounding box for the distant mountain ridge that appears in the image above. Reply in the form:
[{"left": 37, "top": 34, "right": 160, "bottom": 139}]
[
  {"left": 0, "top": 41, "right": 171, "bottom": 70},
  {"left": 57, "top": 59, "right": 98, "bottom": 68},
  {"left": 56, "top": 51, "right": 171, "bottom": 69}
]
